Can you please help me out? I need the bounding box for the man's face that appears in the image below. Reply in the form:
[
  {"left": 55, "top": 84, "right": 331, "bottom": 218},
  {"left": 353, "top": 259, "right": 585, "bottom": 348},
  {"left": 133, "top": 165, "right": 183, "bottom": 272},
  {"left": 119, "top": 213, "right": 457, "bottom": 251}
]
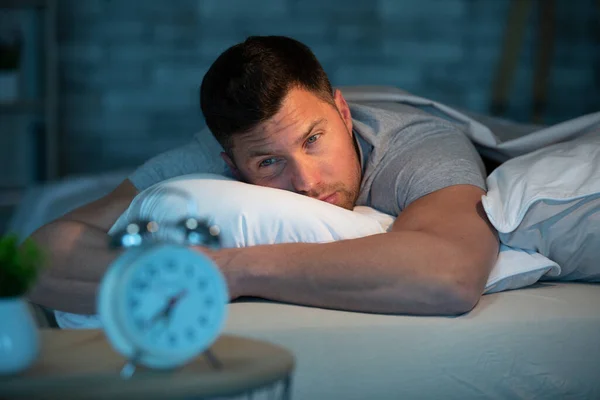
[{"left": 222, "top": 88, "right": 362, "bottom": 210}]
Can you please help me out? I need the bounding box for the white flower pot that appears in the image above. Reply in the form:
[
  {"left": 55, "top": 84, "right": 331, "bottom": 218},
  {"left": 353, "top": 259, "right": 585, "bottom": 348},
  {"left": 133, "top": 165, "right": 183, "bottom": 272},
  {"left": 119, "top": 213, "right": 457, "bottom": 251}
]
[
  {"left": 0, "top": 297, "right": 40, "bottom": 375},
  {"left": 0, "top": 71, "right": 20, "bottom": 103}
]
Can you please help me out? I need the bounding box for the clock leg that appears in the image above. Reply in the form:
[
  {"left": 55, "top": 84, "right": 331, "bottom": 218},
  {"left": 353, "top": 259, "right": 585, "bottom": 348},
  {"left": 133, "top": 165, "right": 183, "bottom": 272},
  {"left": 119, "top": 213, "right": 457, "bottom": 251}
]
[
  {"left": 120, "top": 350, "right": 141, "bottom": 379},
  {"left": 203, "top": 348, "right": 222, "bottom": 370}
]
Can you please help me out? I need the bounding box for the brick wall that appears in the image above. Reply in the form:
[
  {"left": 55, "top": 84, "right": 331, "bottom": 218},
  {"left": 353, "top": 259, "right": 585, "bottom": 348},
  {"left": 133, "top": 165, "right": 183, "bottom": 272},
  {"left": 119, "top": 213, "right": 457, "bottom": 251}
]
[{"left": 57, "top": 0, "right": 600, "bottom": 175}]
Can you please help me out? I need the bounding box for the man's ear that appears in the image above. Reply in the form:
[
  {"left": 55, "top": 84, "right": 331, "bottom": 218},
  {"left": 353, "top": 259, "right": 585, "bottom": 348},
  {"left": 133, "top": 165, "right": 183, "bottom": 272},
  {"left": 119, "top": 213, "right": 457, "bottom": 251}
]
[
  {"left": 221, "top": 152, "right": 242, "bottom": 180},
  {"left": 333, "top": 89, "right": 353, "bottom": 135}
]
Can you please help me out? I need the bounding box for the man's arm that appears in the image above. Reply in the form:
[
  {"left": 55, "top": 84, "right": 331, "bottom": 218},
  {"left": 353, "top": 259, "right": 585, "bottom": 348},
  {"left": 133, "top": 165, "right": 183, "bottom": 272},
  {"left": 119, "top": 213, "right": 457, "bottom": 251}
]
[
  {"left": 27, "top": 180, "right": 138, "bottom": 314},
  {"left": 210, "top": 184, "right": 499, "bottom": 315}
]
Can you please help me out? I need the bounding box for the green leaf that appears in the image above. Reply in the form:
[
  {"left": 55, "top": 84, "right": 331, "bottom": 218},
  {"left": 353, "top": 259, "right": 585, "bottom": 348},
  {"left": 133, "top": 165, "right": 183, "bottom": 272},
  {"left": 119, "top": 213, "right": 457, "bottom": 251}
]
[{"left": 0, "top": 234, "right": 45, "bottom": 298}]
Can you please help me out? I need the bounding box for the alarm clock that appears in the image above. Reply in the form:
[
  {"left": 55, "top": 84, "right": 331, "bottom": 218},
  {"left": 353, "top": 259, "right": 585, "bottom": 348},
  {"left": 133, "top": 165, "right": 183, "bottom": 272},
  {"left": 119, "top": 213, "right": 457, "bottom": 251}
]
[{"left": 97, "top": 216, "right": 228, "bottom": 376}]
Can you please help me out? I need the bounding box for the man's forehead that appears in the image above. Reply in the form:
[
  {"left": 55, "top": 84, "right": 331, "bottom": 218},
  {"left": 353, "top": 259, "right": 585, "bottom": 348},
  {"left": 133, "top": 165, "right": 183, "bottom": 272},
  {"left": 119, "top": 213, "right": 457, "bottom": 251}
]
[
  {"left": 266, "top": 88, "right": 331, "bottom": 129},
  {"left": 230, "top": 88, "right": 332, "bottom": 153},
  {"left": 257, "top": 109, "right": 301, "bottom": 136},
  {"left": 233, "top": 116, "right": 327, "bottom": 157},
  {"left": 242, "top": 106, "right": 326, "bottom": 139}
]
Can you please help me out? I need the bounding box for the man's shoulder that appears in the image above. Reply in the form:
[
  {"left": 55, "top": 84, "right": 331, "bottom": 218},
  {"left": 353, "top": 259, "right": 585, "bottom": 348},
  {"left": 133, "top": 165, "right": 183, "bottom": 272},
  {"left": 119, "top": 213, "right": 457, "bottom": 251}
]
[
  {"left": 349, "top": 101, "right": 451, "bottom": 124},
  {"left": 351, "top": 101, "right": 486, "bottom": 215},
  {"left": 128, "top": 130, "right": 227, "bottom": 192},
  {"left": 349, "top": 101, "right": 460, "bottom": 143}
]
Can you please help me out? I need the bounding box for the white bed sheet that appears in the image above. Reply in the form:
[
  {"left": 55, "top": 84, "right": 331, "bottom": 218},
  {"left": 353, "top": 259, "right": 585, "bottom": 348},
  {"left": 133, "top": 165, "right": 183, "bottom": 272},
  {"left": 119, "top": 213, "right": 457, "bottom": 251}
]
[{"left": 226, "top": 282, "right": 600, "bottom": 400}]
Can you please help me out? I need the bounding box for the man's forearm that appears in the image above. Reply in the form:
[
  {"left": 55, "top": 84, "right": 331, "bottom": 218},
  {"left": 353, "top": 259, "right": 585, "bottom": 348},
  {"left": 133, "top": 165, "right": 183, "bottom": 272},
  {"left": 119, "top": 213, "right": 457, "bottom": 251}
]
[
  {"left": 28, "top": 219, "right": 120, "bottom": 314},
  {"left": 224, "top": 231, "right": 490, "bottom": 315}
]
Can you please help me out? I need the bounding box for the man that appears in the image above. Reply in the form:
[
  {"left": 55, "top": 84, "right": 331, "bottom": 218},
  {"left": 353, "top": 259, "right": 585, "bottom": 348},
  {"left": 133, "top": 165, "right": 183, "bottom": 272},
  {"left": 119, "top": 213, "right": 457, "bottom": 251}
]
[{"left": 28, "top": 36, "right": 499, "bottom": 316}]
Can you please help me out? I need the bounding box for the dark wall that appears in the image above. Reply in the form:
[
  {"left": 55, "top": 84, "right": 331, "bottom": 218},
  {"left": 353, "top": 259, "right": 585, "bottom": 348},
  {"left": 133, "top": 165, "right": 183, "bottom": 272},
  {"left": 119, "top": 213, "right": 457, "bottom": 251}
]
[{"left": 57, "top": 0, "right": 600, "bottom": 175}]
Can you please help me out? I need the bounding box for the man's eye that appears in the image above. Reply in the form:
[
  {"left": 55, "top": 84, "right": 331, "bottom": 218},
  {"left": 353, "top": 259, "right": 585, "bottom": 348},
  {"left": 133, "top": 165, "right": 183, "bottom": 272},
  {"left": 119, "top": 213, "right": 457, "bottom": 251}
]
[
  {"left": 306, "top": 134, "right": 321, "bottom": 145},
  {"left": 259, "top": 158, "right": 277, "bottom": 168}
]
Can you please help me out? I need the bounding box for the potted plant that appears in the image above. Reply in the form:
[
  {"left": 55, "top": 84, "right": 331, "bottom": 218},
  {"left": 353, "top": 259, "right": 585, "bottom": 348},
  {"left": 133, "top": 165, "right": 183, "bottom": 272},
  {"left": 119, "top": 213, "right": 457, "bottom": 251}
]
[
  {"left": 0, "top": 234, "right": 44, "bottom": 374},
  {"left": 0, "top": 22, "right": 23, "bottom": 103}
]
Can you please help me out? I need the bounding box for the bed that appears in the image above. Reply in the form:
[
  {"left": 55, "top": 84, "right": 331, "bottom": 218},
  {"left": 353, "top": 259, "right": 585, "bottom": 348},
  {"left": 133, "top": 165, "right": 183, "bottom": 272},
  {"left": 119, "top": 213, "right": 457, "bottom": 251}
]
[
  {"left": 9, "top": 169, "right": 600, "bottom": 400},
  {"left": 9, "top": 85, "right": 600, "bottom": 399}
]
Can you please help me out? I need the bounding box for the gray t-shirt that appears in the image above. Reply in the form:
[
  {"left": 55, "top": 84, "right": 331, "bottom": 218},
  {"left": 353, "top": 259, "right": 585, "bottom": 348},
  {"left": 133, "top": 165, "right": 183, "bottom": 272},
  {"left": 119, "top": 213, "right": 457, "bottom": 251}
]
[
  {"left": 129, "top": 102, "right": 486, "bottom": 216},
  {"left": 351, "top": 102, "right": 486, "bottom": 215}
]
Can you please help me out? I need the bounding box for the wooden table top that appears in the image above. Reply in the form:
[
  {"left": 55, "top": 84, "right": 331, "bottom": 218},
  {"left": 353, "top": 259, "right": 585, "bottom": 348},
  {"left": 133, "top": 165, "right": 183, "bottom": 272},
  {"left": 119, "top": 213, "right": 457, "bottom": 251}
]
[{"left": 0, "top": 328, "right": 295, "bottom": 399}]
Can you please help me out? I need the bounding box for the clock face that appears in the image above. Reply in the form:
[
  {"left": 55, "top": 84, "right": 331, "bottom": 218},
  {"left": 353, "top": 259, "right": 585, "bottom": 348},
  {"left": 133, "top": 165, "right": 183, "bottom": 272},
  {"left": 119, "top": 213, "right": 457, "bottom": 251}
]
[{"left": 99, "top": 243, "right": 228, "bottom": 369}]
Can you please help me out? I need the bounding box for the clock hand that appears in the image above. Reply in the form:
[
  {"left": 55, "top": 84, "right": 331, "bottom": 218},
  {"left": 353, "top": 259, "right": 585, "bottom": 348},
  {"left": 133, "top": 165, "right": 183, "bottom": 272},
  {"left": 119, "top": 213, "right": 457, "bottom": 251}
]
[
  {"left": 163, "top": 289, "right": 188, "bottom": 320},
  {"left": 147, "top": 289, "right": 188, "bottom": 328}
]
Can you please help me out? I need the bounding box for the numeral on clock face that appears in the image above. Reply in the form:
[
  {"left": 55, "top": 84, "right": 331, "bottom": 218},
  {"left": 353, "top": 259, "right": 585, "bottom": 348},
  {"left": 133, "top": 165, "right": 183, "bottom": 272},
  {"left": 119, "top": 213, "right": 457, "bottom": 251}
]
[
  {"left": 166, "top": 260, "right": 177, "bottom": 270},
  {"left": 133, "top": 280, "right": 148, "bottom": 292},
  {"left": 129, "top": 298, "right": 139, "bottom": 309},
  {"left": 147, "top": 265, "right": 157, "bottom": 276},
  {"left": 186, "top": 327, "right": 196, "bottom": 341}
]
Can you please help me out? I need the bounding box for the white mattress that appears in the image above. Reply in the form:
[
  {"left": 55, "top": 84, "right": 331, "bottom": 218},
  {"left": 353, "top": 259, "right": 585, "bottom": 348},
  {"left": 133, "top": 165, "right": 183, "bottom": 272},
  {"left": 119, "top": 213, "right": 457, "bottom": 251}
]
[{"left": 225, "top": 282, "right": 600, "bottom": 400}]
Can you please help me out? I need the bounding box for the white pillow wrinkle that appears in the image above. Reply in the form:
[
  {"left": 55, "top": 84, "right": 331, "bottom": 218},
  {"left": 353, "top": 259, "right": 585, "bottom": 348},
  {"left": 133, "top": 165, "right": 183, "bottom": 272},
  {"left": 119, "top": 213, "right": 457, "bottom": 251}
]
[
  {"left": 482, "top": 132, "right": 600, "bottom": 282},
  {"left": 483, "top": 133, "right": 600, "bottom": 233}
]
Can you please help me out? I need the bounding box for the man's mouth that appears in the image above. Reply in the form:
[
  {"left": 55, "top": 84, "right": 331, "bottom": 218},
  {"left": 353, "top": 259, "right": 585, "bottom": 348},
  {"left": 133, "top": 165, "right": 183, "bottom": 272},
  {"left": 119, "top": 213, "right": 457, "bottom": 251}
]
[{"left": 318, "top": 192, "right": 338, "bottom": 204}]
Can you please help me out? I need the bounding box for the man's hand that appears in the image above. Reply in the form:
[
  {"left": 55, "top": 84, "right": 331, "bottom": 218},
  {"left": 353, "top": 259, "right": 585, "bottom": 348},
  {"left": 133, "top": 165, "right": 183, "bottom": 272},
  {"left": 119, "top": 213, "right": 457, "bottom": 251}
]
[
  {"left": 194, "top": 184, "right": 499, "bottom": 316},
  {"left": 28, "top": 180, "right": 138, "bottom": 314}
]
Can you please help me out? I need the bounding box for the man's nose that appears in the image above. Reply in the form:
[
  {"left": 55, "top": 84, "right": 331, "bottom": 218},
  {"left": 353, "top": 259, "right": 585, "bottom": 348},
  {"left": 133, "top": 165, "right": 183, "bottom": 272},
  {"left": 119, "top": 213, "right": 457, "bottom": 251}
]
[{"left": 290, "top": 158, "right": 321, "bottom": 195}]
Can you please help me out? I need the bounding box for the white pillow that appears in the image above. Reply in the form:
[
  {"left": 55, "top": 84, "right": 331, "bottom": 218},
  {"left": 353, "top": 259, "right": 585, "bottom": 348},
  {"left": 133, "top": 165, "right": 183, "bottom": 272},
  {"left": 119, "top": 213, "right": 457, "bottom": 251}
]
[
  {"left": 109, "top": 174, "right": 388, "bottom": 246},
  {"left": 482, "top": 132, "right": 600, "bottom": 281},
  {"left": 55, "top": 173, "right": 560, "bottom": 329}
]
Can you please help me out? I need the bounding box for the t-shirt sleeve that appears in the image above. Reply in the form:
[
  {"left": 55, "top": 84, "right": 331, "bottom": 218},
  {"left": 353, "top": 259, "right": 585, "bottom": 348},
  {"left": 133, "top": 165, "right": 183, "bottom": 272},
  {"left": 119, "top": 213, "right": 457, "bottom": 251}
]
[
  {"left": 370, "top": 119, "right": 487, "bottom": 214},
  {"left": 128, "top": 135, "right": 228, "bottom": 192}
]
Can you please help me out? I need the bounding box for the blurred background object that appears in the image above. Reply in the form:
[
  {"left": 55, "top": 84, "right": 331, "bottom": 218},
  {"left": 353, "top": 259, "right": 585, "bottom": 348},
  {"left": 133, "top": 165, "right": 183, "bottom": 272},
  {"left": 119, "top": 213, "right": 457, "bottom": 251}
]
[
  {"left": 0, "top": 0, "right": 58, "bottom": 233},
  {"left": 0, "top": 0, "right": 599, "bottom": 233},
  {"left": 0, "top": 9, "right": 23, "bottom": 103}
]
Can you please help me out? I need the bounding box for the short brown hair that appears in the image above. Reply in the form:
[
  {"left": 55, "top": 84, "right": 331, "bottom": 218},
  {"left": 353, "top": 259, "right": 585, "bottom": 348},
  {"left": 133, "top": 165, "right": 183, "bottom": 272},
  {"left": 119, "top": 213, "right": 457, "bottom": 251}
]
[{"left": 200, "top": 36, "right": 334, "bottom": 151}]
